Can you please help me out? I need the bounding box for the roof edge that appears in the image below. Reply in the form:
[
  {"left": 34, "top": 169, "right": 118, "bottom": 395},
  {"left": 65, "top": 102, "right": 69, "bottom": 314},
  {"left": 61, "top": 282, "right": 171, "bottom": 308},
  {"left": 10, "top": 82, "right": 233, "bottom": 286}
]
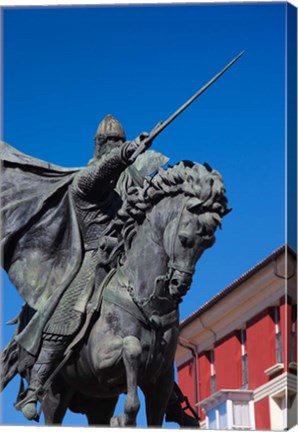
[{"left": 180, "top": 244, "right": 296, "bottom": 330}]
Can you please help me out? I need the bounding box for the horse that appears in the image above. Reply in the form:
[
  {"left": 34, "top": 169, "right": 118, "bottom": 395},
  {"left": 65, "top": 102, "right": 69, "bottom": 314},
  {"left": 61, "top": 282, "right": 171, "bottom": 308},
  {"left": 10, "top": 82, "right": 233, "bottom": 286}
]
[{"left": 3, "top": 161, "right": 229, "bottom": 426}]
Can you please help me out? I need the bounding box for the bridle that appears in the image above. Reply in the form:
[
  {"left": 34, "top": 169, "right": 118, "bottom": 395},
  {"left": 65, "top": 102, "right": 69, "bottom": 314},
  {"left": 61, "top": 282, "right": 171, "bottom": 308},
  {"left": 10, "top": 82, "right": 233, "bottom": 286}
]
[{"left": 165, "top": 199, "right": 196, "bottom": 281}]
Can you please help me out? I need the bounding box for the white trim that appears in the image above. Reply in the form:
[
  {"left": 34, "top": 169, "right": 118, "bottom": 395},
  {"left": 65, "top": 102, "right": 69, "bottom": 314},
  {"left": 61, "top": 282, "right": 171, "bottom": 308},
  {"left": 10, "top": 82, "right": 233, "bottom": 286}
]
[
  {"left": 227, "top": 399, "right": 233, "bottom": 428},
  {"left": 287, "top": 373, "right": 298, "bottom": 395},
  {"left": 269, "top": 392, "right": 290, "bottom": 430},
  {"left": 215, "top": 404, "right": 220, "bottom": 428},
  {"left": 253, "top": 372, "right": 297, "bottom": 402},
  {"left": 249, "top": 399, "right": 256, "bottom": 430},
  {"left": 264, "top": 363, "right": 284, "bottom": 376},
  {"left": 198, "top": 389, "right": 254, "bottom": 408},
  {"left": 199, "top": 418, "right": 207, "bottom": 429}
]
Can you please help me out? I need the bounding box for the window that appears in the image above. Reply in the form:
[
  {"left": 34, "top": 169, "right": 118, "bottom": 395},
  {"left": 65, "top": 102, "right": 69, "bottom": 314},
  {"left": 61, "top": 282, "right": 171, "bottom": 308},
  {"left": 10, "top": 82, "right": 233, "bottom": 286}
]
[
  {"left": 210, "top": 350, "right": 216, "bottom": 394},
  {"left": 208, "top": 407, "right": 217, "bottom": 429},
  {"left": 274, "top": 306, "right": 283, "bottom": 363},
  {"left": 218, "top": 402, "right": 228, "bottom": 429},
  {"left": 233, "top": 401, "right": 251, "bottom": 429},
  {"left": 240, "top": 330, "right": 248, "bottom": 388},
  {"left": 206, "top": 402, "right": 227, "bottom": 429},
  {"left": 290, "top": 305, "right": 297, "bottom": 363}
]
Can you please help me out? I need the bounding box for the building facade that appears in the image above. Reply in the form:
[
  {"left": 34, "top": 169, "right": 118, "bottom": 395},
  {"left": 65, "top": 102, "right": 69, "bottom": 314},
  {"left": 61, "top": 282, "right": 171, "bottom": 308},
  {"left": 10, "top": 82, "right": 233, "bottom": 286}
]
[{"left": 176, "top": 245, "right": 297, "bottom": 430}]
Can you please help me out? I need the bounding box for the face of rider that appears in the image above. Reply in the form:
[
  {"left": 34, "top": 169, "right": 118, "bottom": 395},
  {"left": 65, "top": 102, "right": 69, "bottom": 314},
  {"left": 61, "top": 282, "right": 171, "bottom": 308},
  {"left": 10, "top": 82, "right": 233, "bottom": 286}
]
[{"left": 94, "top": 136, "right": 125, "bottom": 160}]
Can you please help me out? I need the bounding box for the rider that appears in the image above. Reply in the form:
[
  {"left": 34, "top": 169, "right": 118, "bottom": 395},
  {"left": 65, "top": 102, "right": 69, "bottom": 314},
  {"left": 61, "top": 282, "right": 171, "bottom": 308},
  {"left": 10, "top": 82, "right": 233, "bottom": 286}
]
[{"left": 20, "top": 115, "right": 150, "bottom": 421}]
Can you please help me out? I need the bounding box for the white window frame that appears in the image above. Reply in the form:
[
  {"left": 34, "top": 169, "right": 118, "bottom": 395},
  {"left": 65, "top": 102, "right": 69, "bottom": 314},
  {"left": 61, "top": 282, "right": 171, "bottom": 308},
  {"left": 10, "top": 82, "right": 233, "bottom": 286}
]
[{"left": 230, "top": 399, "right": 255, "bottom": 430}]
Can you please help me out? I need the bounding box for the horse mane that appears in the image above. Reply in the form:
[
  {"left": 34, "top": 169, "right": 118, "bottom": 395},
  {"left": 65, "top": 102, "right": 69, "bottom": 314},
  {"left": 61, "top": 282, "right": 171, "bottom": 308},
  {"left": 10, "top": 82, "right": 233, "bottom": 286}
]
[{"left": 99, "top": 160, "right": 226, "bottom": 261}]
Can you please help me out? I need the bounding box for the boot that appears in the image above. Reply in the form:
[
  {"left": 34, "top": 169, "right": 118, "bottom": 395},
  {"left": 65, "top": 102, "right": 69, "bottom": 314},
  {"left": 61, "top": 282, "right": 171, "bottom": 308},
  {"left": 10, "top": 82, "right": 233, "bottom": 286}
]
[{"left": 21, "top": 337, "right": 69, "bottom": 421}]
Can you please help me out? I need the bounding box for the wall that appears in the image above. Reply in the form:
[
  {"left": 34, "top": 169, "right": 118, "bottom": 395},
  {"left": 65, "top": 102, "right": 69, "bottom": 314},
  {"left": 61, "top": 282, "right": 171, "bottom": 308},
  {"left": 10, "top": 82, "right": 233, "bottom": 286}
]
[
  {"left": 246, "top": 308, "right": 276, "bottom": 388},
  {"left": 197, "top": 352, "right": 212, "bottom": 420},
  {"left": 214, "top": 331, "right": 242, "bottom": 390},
  {"left": 177, "top": 359, "right": 195, "bottom": 412},
  {"left": 254, "top": 398, "right": 270, "bottom": 429}
]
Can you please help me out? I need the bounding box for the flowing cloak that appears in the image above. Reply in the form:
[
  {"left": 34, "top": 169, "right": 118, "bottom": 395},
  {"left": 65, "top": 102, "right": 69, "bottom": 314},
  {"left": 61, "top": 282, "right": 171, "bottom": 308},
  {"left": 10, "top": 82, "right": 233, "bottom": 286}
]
[{"left": 1, "top": 140, "right": 168, "bottom": 355}]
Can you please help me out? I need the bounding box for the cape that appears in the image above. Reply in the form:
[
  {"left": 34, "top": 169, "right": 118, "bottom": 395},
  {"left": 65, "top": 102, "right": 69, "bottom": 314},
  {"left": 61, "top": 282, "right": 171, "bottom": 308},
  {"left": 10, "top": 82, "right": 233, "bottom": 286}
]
[
  {"left": 1, "top": 141, "right": 83, "bottom": 310},
  {"left": 1, "top": 140, "right": 168, "bottom": 354}
]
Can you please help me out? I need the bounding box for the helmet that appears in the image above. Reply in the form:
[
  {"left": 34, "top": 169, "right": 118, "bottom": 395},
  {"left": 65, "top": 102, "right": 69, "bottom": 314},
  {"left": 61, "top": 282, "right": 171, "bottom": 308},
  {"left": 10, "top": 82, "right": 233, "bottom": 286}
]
[{"left": 94, "top": 115, "right": 126, "bottom": 143}]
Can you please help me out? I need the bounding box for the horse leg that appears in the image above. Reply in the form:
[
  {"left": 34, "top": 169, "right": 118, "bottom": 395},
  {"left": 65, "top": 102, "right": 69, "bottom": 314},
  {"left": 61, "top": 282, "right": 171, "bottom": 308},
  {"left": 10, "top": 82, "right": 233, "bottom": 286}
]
[
  {"left": 110, "top": 336, "right": 141, "bottom": 427},
  {"left": 42, "top": 381, "right": 73, "bottom": 425},
  {"left": 141, "top": 365, "right": 174, "bottom": 426}
]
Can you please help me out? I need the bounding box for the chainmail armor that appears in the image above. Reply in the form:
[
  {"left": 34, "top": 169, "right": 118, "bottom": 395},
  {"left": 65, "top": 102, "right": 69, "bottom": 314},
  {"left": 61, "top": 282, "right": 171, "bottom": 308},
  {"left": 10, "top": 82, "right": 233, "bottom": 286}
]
[
  {"left": 44, "top": 250, "right": 98, "bottom": 335},
  {"left": 43, "top": 144, "right": 132, "bottom": 337}
]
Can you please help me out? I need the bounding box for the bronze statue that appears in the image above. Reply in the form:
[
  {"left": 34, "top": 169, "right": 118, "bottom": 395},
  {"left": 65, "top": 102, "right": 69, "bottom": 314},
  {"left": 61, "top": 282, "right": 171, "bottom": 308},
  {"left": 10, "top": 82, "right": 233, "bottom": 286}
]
[
  {"left": 2, "top": 151, "right": 229, "bottom": 425},
  {"left": 1, "top": 52, "right": 242, "bottom": 426}
]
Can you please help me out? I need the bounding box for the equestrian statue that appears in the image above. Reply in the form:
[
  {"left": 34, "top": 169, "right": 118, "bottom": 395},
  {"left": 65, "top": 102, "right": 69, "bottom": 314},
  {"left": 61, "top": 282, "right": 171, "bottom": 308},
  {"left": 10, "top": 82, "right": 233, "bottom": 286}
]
[{"left": 1, "top": 52, "right": 242, "bottom": 426}]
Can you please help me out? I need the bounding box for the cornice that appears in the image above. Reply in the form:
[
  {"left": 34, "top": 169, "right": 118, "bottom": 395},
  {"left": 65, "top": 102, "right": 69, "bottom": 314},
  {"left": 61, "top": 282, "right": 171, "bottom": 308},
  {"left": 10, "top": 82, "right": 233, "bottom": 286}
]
[
  {"left": 198, "top": 389, "right": 254, "bottom": 409},
  {"left": 253, "top": 372, "right": 297, "bottom": 402}
]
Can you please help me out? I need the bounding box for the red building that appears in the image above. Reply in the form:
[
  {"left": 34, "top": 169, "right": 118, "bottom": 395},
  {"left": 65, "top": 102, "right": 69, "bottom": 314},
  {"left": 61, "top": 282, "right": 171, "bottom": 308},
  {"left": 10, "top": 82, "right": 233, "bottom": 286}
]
[{"left": 176, "top": 245, "right": 297, "bottom": 430}]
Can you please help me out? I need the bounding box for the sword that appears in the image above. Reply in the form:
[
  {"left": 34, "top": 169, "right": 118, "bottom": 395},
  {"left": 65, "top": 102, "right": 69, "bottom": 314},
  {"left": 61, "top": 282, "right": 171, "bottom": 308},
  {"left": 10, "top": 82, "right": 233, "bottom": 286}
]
[{"left": 130, "top": 50, "right": 245, "bottom": 160}]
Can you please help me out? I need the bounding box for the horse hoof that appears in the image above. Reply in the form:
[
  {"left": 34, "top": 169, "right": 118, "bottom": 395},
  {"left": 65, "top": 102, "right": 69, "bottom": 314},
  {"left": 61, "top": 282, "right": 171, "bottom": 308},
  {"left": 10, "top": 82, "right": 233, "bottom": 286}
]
[
  {"left": 110, "top": 414, "right": 126, "bottom": 427},
  {"left": 22, "top": 402, "right": 37, "bottom": 421}
]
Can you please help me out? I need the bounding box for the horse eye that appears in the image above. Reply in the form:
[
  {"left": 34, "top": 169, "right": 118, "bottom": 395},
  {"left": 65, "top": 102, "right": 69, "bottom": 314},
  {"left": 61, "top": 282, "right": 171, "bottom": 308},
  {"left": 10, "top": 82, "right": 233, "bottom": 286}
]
[
  {"left": 186, "top": 198, "right": 202, "bottom": 214},
  {"left": 187, "top": 205, "right": 200, "bottom": 215}
]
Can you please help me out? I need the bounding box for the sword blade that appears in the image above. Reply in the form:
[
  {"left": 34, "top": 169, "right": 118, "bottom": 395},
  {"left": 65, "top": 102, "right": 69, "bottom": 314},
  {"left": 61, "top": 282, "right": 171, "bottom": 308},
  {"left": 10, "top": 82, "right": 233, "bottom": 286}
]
[
  {"left": 151, "top": 50, "right": 245, "bottom": 140},
  {"left": 131, "top": 50, "right": 244, "bottom": 160}
]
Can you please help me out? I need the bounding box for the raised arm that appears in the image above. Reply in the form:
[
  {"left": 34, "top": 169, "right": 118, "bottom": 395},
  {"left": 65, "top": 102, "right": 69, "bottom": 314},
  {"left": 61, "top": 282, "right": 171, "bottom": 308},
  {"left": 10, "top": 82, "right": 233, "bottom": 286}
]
[{"left": 72, "top": 139, "right": 143, "bottom": 201}]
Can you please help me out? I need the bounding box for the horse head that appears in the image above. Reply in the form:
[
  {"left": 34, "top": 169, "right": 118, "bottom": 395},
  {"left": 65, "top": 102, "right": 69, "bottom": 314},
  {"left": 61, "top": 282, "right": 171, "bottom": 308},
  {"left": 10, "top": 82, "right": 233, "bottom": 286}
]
[
  {"left": 101, "top": 160, "right": 229, "bottom": 304},
  {"left": 160, "top": 161, "right": 230, "bottom": 301}
]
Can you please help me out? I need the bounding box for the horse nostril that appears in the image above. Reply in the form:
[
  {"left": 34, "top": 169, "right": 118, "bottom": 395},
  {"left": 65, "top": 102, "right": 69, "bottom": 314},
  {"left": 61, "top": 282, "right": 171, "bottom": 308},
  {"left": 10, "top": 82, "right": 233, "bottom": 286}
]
[
  {"left": 178, "top": 233, "right": 189, "bottom": 246},
  {"left": 171, "top": 279, "right": 180, "bottom": 287}
]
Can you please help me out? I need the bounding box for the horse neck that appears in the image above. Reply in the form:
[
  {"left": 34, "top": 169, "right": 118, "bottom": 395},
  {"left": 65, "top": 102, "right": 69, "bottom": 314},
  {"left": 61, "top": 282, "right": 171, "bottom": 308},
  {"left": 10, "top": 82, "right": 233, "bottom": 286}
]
[{"left": 121, "top": 195, "right": 183, "bottom": 303}]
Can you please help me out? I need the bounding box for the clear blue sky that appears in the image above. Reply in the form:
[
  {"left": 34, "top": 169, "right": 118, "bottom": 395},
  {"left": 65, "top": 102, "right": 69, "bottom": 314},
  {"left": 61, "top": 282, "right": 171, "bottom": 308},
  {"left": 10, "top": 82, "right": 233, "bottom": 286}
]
[{"left": 1, "top": 2, "right": 292, "bottom": 427}]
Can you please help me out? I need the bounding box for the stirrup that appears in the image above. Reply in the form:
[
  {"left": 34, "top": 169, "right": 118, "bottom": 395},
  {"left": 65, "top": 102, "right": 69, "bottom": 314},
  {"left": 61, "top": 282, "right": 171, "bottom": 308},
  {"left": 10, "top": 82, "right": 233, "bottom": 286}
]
[
  {"left": 15, "top": 387, "right": 45, "bottom": 423},
  {"left": 14, "top": 386, "right": 45, "bottom": 411}
]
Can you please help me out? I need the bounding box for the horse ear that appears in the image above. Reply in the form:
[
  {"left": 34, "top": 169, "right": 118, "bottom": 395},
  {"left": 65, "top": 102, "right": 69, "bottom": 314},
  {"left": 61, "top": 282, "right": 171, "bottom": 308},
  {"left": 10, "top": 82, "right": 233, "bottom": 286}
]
[
  {"left": 186, "top": 197, "right": 202, "bottom": 212},
  {"left": 224, "top": 207, "right": 233, "bottom": 216}
]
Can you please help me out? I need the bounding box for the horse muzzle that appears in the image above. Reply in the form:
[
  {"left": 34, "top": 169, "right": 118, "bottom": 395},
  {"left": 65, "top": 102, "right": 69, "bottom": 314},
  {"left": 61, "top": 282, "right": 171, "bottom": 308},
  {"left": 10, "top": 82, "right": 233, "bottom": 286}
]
[{"left": 168, "top": 269, "right": 193, "bottom": 299}]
